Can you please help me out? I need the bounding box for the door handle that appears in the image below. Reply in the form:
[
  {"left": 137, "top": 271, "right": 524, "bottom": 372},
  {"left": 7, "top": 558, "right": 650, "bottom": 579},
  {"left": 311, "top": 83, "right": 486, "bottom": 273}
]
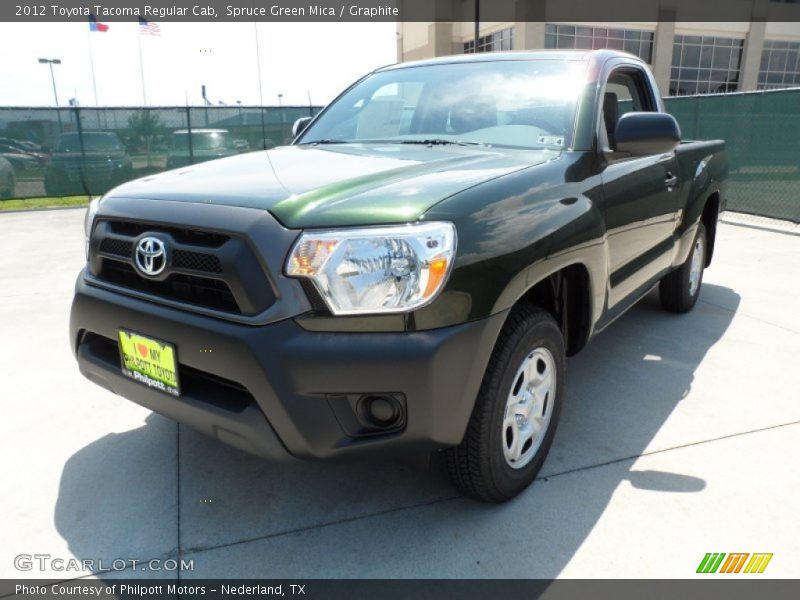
[{"left": 665, "top": 173, "right": 678, "bottom": 190}]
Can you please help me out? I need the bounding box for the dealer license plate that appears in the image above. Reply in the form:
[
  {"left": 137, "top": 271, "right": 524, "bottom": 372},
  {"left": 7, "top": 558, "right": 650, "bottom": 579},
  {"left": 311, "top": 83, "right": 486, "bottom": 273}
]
[{"left": 118, "top": 329, "right": 180, "bottom": 396}]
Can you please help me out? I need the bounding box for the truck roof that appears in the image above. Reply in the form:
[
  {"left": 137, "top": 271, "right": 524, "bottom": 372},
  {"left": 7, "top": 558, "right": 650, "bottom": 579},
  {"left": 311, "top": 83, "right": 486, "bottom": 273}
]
[{"left": 379, "top": 49, "right": 641, "bottom": 72}]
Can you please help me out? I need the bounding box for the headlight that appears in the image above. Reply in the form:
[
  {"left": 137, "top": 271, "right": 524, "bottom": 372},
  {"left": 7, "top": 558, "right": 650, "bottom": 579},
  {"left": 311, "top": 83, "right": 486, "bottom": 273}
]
[
  {"left": 84, "top": 197, "right": 101, "bottom": 258},
  {"left": 286, "top": 221, "right": 456, "bottom": 315}
]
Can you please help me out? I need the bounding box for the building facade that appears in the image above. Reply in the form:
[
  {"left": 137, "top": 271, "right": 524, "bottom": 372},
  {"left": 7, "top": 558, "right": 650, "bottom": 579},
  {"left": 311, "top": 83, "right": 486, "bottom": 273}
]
[{"left": 397, "top": 16, "right": 800, "bottom": 96}]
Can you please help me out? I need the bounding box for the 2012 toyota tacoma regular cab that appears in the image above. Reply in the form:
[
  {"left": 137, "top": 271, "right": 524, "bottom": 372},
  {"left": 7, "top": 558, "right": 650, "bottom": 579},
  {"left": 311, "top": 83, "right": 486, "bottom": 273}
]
[{"left": 71, "top": 50, "right": 727, "bottom": 502}]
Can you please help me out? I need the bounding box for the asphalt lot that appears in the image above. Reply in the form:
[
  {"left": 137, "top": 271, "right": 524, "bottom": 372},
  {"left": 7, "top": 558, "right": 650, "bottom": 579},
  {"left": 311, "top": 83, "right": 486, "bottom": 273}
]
[{"left": 1, "top": 208, "right": 799, "bottom": 579}]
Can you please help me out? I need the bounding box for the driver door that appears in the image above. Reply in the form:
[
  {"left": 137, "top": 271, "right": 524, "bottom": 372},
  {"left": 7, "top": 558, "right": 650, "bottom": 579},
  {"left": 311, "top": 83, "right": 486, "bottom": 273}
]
[{"left": 599, "top": 67, "right": 681, "bottom": 308}]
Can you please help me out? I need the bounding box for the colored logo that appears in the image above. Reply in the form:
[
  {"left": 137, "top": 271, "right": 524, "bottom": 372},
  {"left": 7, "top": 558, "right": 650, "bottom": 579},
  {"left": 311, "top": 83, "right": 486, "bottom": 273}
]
[{"left": 697, "top": 553, "right": 773, "bottom": 574}]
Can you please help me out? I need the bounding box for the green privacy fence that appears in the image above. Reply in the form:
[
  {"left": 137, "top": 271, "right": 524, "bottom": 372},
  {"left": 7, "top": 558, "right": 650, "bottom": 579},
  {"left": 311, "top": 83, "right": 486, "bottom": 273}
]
[
  {"left": 0, "top": 105, "right": 320, "bottom": 200},
  {"left": 664, "top": 88, "right": 800, "bottom": 223},
  {"left": 1, "top": 91, "right": 799, "bottom": 222}
]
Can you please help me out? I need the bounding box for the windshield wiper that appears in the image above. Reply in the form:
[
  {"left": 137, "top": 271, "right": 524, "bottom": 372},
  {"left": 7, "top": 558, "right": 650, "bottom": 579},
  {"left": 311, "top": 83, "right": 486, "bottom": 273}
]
[
  {"left": 298, "top": 139, "right": 350, "bottom": 145},
  {"left": 399, "top": 139, "right": 490, "bottom": 147},
  {"left": 299, "top": 138, "right": 491, "bottom": 147}
]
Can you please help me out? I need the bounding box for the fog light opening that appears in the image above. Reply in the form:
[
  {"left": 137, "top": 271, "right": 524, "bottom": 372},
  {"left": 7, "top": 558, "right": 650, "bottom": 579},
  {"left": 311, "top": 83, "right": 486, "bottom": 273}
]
[{"left": 361, "top": 395, "right": 401, "bottom": 428}]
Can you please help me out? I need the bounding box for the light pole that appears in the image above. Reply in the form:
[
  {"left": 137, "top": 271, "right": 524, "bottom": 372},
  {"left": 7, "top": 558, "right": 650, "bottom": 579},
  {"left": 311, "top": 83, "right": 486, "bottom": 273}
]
[
  {"left": 474, "top": 0, "right": 480, "bottom": 53},
  {"left": 38, "top": 58, "right": 63, "bottom": 132}
]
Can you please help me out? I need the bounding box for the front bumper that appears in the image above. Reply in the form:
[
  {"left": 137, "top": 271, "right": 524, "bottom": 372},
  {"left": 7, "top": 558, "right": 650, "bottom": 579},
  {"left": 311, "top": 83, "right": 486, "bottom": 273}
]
[{"left": 70, "top": 277, "right": 505, "bottom": 460}]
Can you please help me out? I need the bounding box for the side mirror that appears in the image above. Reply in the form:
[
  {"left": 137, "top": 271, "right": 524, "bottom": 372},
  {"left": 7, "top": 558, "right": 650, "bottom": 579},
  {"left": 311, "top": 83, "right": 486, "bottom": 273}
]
[
  {"left": 292, "top": 117, "right": 313, "bottom": 139},
  {"left": 614, "top": 112, "right": 681, "bottom": 156}
]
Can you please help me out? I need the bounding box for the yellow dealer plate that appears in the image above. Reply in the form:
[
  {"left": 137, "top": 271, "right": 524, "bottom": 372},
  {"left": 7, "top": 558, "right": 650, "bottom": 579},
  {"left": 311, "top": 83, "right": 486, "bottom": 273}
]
[{"left": 118, "top": 329, "right": 180, "bottom": 397}]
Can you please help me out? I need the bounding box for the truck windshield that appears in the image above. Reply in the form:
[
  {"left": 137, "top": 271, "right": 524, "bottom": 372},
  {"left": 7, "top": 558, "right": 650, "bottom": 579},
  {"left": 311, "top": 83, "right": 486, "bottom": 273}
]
[
  {"left": 298, "top": 59, "right": 587, "bottom": 150},
  {"left": 171, "top": 132, "right": 230, "bottom": 151}
]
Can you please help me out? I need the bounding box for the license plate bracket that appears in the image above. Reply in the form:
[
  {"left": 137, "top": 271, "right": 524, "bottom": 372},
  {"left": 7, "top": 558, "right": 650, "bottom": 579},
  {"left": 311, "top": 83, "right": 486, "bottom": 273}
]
[{"left": 118, "top": 329, "right": 181, "bottom": 396}]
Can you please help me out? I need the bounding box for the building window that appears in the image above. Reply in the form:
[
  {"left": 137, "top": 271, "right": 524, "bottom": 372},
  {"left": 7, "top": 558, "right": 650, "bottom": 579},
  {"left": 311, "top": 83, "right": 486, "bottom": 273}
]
[
  {"left": 669, "top": 35, "right": 744, "bottom": 96},
  {"left": 758, "top": 40, "right": 800, "bottom": 89},
  {"left": 464, "top": 27, "right": 513, "bottom": 54},
  {"left": 544, "top": 24, "right": 654, "bottom": 63}
]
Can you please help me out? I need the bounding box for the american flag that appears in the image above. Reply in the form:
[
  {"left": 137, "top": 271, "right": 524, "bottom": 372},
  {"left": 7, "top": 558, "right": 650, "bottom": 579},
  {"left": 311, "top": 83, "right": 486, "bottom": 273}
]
[{"left": 138, "top": 17, "right": 160, "bottom": 36}]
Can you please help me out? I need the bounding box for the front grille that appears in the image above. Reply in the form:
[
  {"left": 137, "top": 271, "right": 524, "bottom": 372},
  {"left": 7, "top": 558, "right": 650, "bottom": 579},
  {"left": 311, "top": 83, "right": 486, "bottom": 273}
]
[
  {"left": 106, "top": 220, "right": 228, "bottom": 247},
  {"left": 172, "top": 249, "right": 222, "bottom": 273},
  {"left": 99, "top": 236, "right": 223, "bottom": 275},
  {"left": 99, "top": 261, "right": 239, "bottom": 313},
  {"left": 99, "top": 237, "right": 133, "bottom": 258},
  {"left": 89, "top": 218, "right": 276, "bottom": 317}
]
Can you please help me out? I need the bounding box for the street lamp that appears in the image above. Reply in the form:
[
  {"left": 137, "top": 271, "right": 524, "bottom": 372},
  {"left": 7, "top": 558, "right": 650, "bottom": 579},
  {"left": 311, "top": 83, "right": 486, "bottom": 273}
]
[
  {"left": 38, "top": 58, "right": 61, "bottom": 106},
  {"left": 38, "top": 58, "right": 63, "bottom": 132}
]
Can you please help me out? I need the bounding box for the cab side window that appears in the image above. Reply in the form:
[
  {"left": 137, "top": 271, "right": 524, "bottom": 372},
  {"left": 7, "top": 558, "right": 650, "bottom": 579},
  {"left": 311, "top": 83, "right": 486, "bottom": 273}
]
[{"left": 602, "top": 68, "right": 657, "bottom": 150}]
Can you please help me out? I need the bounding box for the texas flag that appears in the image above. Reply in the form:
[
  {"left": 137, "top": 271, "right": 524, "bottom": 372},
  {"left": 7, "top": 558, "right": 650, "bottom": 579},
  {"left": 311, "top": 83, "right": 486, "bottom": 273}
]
[{"left": 88, "top": 14, "right": 109, "bottom": 32}]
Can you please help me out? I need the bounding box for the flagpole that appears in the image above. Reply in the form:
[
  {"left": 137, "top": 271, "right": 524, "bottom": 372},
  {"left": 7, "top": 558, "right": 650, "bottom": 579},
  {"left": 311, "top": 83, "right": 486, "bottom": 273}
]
[
  {"left": 253, "top": 21, "right": 267, "bottom": 149},
  {"left": 87, "top": 30, "right": 99, "bottom": 106},
  {"left": 137, "top": 28, "right": 148, "bottom": 105},
  {"left": 87, "top": 28, "right": 104, "bottom": 129}
]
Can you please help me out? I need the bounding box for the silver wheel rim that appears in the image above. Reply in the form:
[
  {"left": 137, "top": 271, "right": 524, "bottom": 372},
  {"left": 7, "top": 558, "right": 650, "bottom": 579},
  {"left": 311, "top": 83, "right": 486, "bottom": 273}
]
[
  {"left": 502, "top": 347, "right": 556, "bottom": 469},
  {"left": 689, "top": 235, "right": 705, "bottom": 297}
]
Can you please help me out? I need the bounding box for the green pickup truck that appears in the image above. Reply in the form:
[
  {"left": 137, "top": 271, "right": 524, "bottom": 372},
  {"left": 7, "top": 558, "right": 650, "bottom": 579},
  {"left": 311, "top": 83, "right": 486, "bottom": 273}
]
[{"left": 71, "top": 50, "right": 727, "bottom": 502}]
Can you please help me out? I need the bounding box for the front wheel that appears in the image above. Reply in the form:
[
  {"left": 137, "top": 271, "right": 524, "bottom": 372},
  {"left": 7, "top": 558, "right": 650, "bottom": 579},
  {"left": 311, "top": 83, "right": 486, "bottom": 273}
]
[
  {"left": 659, "top": 222, "right": 707, "bottom": 313},
  {"left": 444, "top": 305, "right": 565, "bottom": 502}
]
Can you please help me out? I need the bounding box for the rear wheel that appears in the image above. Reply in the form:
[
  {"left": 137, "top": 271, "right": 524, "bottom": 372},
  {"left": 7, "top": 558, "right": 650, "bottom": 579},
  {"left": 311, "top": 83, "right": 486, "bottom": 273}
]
[
  {"left": 444, "top": 305, "right": 565, "bottom": 502},
  {"left": 659, "top": 222, "right": 706, "bottom": 313}
]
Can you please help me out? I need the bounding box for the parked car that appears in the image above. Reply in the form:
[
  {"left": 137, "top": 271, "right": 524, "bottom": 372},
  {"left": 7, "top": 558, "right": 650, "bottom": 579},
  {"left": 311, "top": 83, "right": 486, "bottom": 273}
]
[
  {"left": 165, "top": 129, "right": 237, "bottom": 169},
  {"left": 16, "top": 140, "right": 45, "bottom": 154},
  {"left": 0, "top": 144, "right": 43, "bottom": 175},
  {"left": 0, "top": 156, "right": 15, "bottom": 198},
  {"left": 0, "top": 137, "right": 44, "bottom": 154},
  {"left": 71, "top": 50, "right": 727, "bottom": 502},
  {"left": 44, "top": 132, "right": 132, "bottom": 196}
]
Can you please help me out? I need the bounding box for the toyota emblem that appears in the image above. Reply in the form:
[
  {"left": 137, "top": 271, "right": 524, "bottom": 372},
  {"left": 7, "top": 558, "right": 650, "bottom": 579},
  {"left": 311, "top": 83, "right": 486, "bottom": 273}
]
[{"left": 134, "top": 236, "right": 167, "bottom": 277}]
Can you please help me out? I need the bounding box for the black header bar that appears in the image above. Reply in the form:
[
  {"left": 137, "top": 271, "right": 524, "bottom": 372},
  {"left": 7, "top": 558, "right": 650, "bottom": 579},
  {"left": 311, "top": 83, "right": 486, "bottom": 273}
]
[
  {"left": 4, "top": 0, "right": 800, "bottom": 22},
  {"left": 3, "top": 579, "right": 800, "bottom": 600}
]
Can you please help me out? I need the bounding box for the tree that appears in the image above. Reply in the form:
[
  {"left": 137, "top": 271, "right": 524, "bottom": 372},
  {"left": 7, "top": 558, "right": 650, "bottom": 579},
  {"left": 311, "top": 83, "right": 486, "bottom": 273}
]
[{"left": 127, "top": 110, "right": 164, "bottom": 168}]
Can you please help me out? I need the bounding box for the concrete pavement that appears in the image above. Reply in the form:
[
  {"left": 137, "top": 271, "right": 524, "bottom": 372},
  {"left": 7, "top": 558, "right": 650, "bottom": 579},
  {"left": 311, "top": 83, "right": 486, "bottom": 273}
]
[{"left": 1, "top": 208, "right": 798, "bottom": 579}]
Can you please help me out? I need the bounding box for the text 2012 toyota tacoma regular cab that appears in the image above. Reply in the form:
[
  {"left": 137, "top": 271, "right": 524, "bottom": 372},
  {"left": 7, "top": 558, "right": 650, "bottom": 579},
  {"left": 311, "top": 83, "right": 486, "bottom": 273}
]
[{"left": 71, "top": 50, "right": 727, "bottom": 502}]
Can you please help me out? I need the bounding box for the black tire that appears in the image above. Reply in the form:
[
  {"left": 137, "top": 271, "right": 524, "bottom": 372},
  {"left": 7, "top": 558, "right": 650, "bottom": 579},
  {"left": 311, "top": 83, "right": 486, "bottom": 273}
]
[
  {"left": 659, "top": 222, "right": 707, "bottom": 313},
  {"left": 444, "top": 305, "right": 566, "bottom": 502}
]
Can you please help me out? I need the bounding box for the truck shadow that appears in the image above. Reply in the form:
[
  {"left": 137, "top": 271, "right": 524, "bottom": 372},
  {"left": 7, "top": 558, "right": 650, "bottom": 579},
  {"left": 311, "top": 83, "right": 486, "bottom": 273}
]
[{"left": 54, "top": 284, "right": 739, "bottom": 578}]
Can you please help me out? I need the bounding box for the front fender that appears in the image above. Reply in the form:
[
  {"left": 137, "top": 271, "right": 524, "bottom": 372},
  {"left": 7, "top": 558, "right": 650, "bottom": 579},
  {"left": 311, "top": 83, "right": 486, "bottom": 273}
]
[{"left": 413, "top": 155, "right": 607, "bottom": 332}]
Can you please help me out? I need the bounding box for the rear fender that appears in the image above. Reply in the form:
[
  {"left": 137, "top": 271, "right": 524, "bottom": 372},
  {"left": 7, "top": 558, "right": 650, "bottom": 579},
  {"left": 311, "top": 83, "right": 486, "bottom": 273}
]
[{"left": 671, "top": 146, "right": 727, "bottom": 268}]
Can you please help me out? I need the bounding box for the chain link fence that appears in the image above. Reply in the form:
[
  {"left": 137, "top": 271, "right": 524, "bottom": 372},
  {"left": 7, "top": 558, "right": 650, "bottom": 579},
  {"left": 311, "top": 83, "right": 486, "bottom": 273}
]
[
  {"left": 0, "top": 105, "right": 319, "bottom": 199},
  {"left": 1, "top": 90, "right": 798, "bottom": 223},
  {"left": 664, "top": 88, "right": 800, "bottom": 223}
]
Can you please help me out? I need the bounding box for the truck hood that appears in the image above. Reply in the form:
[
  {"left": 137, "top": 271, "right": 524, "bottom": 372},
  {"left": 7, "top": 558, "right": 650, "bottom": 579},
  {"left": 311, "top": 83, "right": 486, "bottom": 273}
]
[{"left": 107, "top": 144, "right": 558, "bottom": 228}]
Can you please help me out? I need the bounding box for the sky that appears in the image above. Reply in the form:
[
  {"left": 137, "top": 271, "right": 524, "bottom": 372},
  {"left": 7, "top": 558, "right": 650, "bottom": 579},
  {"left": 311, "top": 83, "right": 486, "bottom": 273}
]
[{"left": 0, "top": 21, "right": 397, "bottom": 107}]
